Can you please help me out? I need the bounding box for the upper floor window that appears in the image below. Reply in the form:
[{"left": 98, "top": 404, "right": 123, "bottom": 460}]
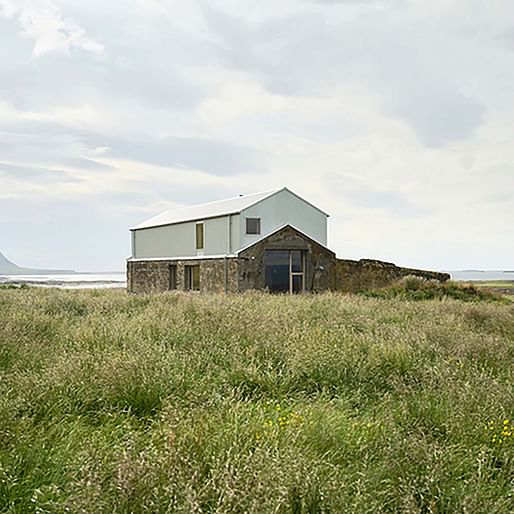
[
  {"left": 246, "top": 217, "right": 261, "bottom": 235},
  {"left": 195, "top": 222, "right": 204, "bottom": 250}
]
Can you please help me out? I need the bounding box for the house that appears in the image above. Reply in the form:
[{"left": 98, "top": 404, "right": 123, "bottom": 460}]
[
  {"left": 127, "top": 187, "right": 449, "bottom": 294},
  {"left": 128, "top": 188, "right": 336, "bottom": 293}
]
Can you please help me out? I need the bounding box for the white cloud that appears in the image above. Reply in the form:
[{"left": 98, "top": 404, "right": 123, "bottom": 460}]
[
  {"left": 0, "top": 0, "right": 16, "bottom": 17},
  {"left": 0, "top": 0, "right": 513, "bottom": 270},
  {"left": 1, "top": 0, "right": 104, "bottom": 57}
]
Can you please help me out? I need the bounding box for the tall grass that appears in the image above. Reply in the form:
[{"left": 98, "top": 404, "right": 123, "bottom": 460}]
[
  {"left": 0, "top": 288, "right": 513, "bottom": 513},
  {"left": 358, "top": 276, "right": 508, "bottom": 302}
]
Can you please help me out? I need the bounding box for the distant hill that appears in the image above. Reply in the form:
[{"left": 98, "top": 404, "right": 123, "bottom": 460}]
[{"left": 0, "top": 252, "right": 76, "bottom": 275}]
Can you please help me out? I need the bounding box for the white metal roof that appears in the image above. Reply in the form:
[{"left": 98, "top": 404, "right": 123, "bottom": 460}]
[{"left": 131, "top": 188, "right": 281, "bottom": 230}]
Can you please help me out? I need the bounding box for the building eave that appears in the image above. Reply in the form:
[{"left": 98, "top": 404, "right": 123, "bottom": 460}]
[
  {"left": 129, "top": 212, "right": 239, "bottom": 231},
  {"left": 127, "top": 254, "right": 238, "bottom": 262},
  {"left": 129, "top": 187, "right": 330, "bottom": 231},
  {"left": 130, "top": 188, "right": 281, "bottom": 231}
]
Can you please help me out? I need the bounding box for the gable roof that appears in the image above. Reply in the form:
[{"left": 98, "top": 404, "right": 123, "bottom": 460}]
[
  {"left": 237, "top": 223, "right": 335, "bottom": 256},
  {"left": 132, "top": 188, "right": 279, "bottom": 230},
  {"left": 131, "top": 187, "right": 328, "bottom": 230}
]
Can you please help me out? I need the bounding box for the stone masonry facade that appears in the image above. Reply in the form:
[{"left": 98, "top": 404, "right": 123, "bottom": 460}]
[
  {"left": 238, "top": 224, "right": 336, "bottom": 292},
  {"left": 127, "top": 226, "right": 450, "bottom": 294},
  {"left": 127, "top": 258, "right": 238, "bottom": 294}
]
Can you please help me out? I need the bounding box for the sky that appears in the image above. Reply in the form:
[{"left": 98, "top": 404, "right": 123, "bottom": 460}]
[{"left": 0, "top": 0, "right": 513, "bottom": 272}]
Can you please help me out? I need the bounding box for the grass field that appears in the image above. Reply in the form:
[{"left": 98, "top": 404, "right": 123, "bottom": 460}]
[
  {"left": 1, "top": 288, "right": 513, "bottom": 513},
  {"left": 471, "top": 280, "right": 514, "bottom": 296}
]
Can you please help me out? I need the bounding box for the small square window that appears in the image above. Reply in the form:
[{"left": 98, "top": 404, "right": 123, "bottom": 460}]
[{"left": 246, "top": 218, "right": 261, "bottom": 235}]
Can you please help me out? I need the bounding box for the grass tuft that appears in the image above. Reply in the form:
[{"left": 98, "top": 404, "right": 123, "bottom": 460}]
[
  {"left": 0, "top": 288, "right": 513, "bottom": 512},
  {"left": 359, "top": 276, "right": 505, "bottom": 302}
]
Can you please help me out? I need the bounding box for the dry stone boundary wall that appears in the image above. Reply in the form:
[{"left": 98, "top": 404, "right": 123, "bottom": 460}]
[{"left": 335, "top": 258, "right": 450, "bottom": 293}]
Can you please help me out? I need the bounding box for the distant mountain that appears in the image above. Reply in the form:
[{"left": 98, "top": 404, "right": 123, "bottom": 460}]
[{"left": 0, "top": 252, "right": 76, "bottom": 275}]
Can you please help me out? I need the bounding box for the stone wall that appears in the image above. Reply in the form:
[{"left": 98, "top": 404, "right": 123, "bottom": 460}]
[
  {"left": 127, "top": 260, "right": 170, "bottom": 293},
  {"left": 127, "top": 231, "right": 449, "bottom": 295},
  {"left": 238, "top": 225, "right": 336, "bottom": 292},
  {"left": 198, "top": 258, "right": 239, "bottom": 293},
  {"left": 335, "top": 258, "right": 450, "bottom": 293},
  {"left": 127, "top": 258, "right": 238, "bottom": 294}
]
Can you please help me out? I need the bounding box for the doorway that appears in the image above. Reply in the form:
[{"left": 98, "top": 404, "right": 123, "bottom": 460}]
[{"left": 264, "top": 250, "right": 305, "bottom": 293}]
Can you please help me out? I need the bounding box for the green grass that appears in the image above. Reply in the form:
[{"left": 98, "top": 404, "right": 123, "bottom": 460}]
[
  {"left": 469, "top": 281, "right": 514, "bottom": 299},
  {"left": 358, "top": 276, "right": 507, "bottom": 302},
  {"left": 0, "top": 288, "right": 513, "bottom": 513},
  {"left": 474, "top": 281, "right": 514, "bottom": 289}
]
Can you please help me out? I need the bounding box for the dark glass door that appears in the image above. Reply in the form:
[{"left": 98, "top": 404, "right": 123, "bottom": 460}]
[
  {"left": 264, "top": 250, "right": 305, "bottom": 293},
  {"left": 264, "top": 250, "right": 290, "bottom": 292}
]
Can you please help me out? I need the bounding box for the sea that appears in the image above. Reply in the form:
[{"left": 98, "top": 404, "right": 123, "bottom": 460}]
[
  {"left": 0, "top": 270, "right": 513, "bottom": 289},
  {"left": 446, "top": 270, "right": 514, "bottom": 282},
  {"left": 0, "top": 272, "right": 126, "bottom": 289}
]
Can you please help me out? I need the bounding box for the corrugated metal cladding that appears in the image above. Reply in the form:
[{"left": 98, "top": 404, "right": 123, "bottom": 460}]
[{"left": 130, "top": 188, "right": 329, "bottom": 260}]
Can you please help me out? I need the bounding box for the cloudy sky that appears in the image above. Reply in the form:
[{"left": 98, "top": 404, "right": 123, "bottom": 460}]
[{"left": 1, "top": 0, "right": 513, "bottom": 272}]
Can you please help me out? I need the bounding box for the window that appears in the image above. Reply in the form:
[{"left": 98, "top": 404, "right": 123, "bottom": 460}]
[
  {"left": 264, "top": 250, "right": 289, "bottom": 292},
  {"left": 185, "top": 265, "right": 200, "bottom": 291},
  {"left": 264, "top": 250, "right": 305, "bottom": 293},
  {"left": 195, "top": 223, "right": 204, "bottom": 250},
  {"left": 168, "top": 264, "right": 177, "bottom": 290},
  {"left": 246, "top": 217, "right": 261, "bottom": 235},
  {"left": 290, "top": 250, "right": 304, "bottom": 294}
]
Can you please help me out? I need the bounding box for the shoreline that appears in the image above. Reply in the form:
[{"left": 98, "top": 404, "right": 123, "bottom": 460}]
[{"left": 1, "top": 277, "right": 513, "bottom": 292}]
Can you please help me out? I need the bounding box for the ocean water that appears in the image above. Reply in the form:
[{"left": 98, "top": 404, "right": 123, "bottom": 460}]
[
  {"left": 1, "top": 270, "right": 512, "bottom": 289},
  {"left": 447, "top": 270, "right": 514, "bottom": 282},
  {"left": 0, "top": 273, "right": 126, "bottom": 289}
]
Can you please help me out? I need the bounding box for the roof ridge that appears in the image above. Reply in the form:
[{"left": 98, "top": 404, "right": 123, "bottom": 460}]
[
  {"left": 158, "top": 188, "right": 280, "bottom": 216},
  {"left": 130, "top": 188, "right": 284, "bottom": 230}
]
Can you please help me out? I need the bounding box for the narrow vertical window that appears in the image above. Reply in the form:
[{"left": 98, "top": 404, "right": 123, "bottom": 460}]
[
  {"left": 168, "top": 264, "right": 177, "bottom": 290},
  {"left": 185, "top": 265, "right": 200, "bottom": 291},
  {"left": 246, "top": 218, "right": 261, "bottom": 235},
  {"left": 192, "top": 265, "right": 200, "bottom": 290},
  {"left": 196, "top": 223, "right": 204, "bottom": 250},
  {"left": 290, "top": 250, "right": 304, "bottom": 294}
]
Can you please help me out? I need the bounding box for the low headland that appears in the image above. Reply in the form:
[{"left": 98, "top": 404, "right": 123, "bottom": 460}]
[{"left": 0, "top": 252, "right": 76, "bottom": 275}]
